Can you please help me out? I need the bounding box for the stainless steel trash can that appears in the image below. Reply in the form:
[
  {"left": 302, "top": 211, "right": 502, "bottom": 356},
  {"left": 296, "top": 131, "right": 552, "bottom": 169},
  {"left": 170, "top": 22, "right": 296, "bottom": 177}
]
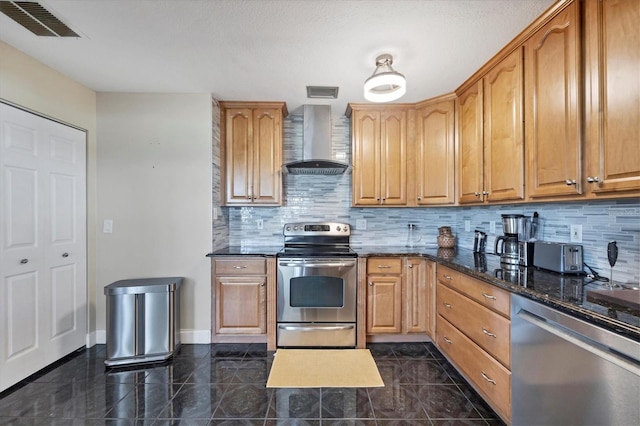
[{"left": 104, "top": 277, "right": 182, "bottom": 367}]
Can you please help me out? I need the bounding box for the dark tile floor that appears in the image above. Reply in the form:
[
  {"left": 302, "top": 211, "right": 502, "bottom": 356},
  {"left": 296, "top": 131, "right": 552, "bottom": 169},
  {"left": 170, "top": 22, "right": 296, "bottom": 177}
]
[{"left": 0, "top": 342, "right": 505, "bottom": 425}]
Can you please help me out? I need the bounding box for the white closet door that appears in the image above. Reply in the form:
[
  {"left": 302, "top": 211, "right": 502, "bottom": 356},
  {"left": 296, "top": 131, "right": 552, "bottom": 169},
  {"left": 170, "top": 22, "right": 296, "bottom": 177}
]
[{"left": 0, "top": 103, "right": 87, "bottom": 392}]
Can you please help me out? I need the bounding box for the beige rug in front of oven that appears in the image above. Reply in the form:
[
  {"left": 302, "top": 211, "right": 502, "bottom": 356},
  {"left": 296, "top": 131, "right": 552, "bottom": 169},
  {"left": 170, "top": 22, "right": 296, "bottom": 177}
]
[{"left": 266, "top": 349, "right": 384, "bottom": 388}]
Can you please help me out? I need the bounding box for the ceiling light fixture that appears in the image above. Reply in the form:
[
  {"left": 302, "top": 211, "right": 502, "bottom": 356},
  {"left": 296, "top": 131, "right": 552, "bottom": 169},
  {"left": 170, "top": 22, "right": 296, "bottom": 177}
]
[{"left": 364, "top": 53, "right": 406, "bottom": 103}]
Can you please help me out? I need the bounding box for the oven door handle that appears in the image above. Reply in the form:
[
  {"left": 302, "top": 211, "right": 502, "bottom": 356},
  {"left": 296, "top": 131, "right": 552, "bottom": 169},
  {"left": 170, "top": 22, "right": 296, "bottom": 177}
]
[
  {"left": 278, "top": 261, "right": 356, "bottom": 268},
  {"left": 278, "top": 324, "right": 355, "bottom": 332}
]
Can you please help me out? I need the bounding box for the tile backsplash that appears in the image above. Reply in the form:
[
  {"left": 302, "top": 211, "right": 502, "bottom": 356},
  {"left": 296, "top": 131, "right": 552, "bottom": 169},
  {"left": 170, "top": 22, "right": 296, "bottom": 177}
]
[{"left": 214, "top": 110, "right": 640, "bottom": 284}]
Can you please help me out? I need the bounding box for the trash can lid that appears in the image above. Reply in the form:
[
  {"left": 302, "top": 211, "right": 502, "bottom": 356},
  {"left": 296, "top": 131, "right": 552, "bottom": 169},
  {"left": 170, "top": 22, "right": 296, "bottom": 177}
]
[{"left": 104, "top": 277, "right": 183, "bottom": 295}]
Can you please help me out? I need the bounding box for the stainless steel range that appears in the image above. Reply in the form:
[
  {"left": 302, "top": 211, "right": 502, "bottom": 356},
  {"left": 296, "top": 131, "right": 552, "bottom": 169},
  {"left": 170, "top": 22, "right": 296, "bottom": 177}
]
[{"left": 276, "top": 222, "right": 357, "bottom": 347}]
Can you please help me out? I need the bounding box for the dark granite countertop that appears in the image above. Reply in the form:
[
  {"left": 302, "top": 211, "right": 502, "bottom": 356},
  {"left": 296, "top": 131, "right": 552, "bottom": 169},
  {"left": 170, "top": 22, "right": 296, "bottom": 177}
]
[
  {"left": 207, "top": 245, "right": 640, "bottom": 341},
  {"left": 207, "top": 246, "right": 282, "bottom": 257}
]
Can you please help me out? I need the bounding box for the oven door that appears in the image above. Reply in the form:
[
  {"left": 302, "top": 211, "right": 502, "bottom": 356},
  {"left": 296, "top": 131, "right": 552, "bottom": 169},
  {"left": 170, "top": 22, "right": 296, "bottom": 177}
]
[{"left": 277, "top": 258, "right": 357, "bottom": 323}]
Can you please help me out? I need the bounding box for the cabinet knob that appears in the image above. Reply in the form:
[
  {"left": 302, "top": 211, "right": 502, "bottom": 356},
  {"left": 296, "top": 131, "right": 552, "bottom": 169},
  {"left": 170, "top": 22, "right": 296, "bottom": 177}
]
[
  {"left": 565, "top": 179, "right": 577, "bottom": 186},
  {"left": 62, "top": 252, "right": 69, "bottom": 258},
  {"left": 20, "top": 258, "right": 29, "bottom": 264},
  {"left": 587, "top": 176, "right": 600, "bottom": 183},
  {"left": 443, "top": 302, "right": 452, "bottom": 309},
  {"left": 408, "top": 264, "right": 413, "bottom": 269},
  {"left": 443, "top": 274, "right": 452, "bottom": 280},
  {"left": 474, "top": 192, "right": 481, "bottom": 197},
  {"left": 482, "top": 191, "right": 489, "bottom": 195},
  {"left": 417, "top": 197, "right": 422, "bottom": 201},
  {"left": 260, "top": 282, "right": 265, "bottom": 287},
  {"left": 368, "top": 282, "right": 374, "bottom": 286}
]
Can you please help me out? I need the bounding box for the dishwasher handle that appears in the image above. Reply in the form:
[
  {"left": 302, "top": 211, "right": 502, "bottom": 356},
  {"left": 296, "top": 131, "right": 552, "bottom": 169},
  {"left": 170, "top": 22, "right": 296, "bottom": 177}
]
[{"left": 517, "top": 309, "right": 640, "bottom": 375}]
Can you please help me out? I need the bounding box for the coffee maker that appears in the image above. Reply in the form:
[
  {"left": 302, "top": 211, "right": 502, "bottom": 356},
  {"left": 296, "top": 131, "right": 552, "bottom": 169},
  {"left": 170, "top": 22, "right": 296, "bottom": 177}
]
[{"left": 495, "top": 214, "right": 523, "bottom": 265}]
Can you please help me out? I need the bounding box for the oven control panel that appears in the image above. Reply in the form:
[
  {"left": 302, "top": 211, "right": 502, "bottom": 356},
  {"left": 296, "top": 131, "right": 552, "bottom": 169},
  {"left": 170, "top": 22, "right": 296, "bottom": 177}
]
[{"left": 283, "top": 222, "right": 351, "bottom": 236}]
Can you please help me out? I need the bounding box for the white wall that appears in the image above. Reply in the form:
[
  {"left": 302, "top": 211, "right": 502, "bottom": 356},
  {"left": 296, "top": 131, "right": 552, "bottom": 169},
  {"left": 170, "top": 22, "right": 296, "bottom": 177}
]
[
  {"left": 96, "top": 93, "right": 212, "bottom": 342},
  {"left": 0, "top": 41, "right": 99, "bottom": 342}
]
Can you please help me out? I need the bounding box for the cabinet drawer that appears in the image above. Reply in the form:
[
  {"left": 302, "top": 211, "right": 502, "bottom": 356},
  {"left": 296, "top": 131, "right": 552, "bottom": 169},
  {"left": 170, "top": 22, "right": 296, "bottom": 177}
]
[
  {"left": 437, "top": 265, "right": 460, "bottom": 285},
  {"left": 214, "top": 258, "right": 266, "bottom": 275},
  {"left": 438, "top": 266, "right": 510, "bottom": 317},
  {"left": 437, "top": 283, "right": 510, "bottom": 368},
  {"left": 367, "top": 258, "right": 402, "bottom": 274},
  {"left": 437, "top": 315, "right": 511, "bottom": 421}
]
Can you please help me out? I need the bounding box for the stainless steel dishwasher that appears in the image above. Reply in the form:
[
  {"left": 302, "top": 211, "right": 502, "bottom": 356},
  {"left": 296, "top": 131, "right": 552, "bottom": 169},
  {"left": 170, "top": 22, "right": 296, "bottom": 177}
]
[{"left": 511, "top": 294, "right": 640, "bottom": 425}]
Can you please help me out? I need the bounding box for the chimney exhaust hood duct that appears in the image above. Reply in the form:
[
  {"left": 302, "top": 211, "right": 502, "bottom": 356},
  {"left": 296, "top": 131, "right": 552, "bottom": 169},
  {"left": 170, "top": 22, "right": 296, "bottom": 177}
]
[{"left": 283, "top": 105, "right": 349, "bottom": 175}]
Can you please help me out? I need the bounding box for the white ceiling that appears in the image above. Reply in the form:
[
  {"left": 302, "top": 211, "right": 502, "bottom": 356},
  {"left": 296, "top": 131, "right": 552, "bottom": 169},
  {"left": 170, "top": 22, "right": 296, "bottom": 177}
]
[{"left": 0, "top": 0, "right": 555, "bottom": 114}]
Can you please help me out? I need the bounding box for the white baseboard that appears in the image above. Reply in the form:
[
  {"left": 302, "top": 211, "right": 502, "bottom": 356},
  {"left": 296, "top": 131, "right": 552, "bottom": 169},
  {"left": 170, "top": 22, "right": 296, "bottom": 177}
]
[
  {"left": 180, "top": 329, "right": 211, "bottom": 344},
  {"left": 93, "top": 329, "right": 210, "bottom": 345},
  {"left": 95, "top": 330, "right": 107, "bottom": 344},
  {"left": 85, "top": 331, "right": 98, "bottom": 347}
]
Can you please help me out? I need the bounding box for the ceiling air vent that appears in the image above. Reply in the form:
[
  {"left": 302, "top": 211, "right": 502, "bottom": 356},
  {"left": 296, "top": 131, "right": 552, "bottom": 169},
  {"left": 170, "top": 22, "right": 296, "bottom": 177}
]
[
  {"left": 0, "top": 1, "right": 79, "bottom": 37},
  {"left": 306, "top": 86, "right": 339, "bottom": 99}
]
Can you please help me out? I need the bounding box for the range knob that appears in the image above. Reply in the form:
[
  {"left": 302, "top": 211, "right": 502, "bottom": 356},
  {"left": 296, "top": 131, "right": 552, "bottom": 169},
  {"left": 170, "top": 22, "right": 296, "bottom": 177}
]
[
  {"left": 285, "top": 226, "right": 291, "bottom": 231},
  {"left": 343, "top": 225, "right": 349, "bottom": 232},
  {"left": 336, "top": 226, "right": 341, "bottom": 232},
  {"left": 293, "top": 226, "right": 299, "bottom": 231}
]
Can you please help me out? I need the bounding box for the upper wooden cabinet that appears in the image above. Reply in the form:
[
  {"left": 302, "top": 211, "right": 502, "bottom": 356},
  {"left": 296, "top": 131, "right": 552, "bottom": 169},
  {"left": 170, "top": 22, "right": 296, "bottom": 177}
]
[
  {"left": 414, "top": 96, "right": 456, "bottom": 205},
  {"left": 350, "top": 105, "right": 408, "bottom": 206},
  {"left": 584, "top": 0, "right": 640, "bottom": 195},
  {"left": 220, "top": 101, "right": 287, "bottom": 206},
  {"left": 457, "top": 80, "right": 485, "bottom": 204},
  {"left": 483, "top": 48, "right": 525, "bottom": 203},
  {"left": 525, "top": 1, "right": 582, "bottom": 198},
  {"left": 457, "top": 49, "right": 525, "bottom": 204}
]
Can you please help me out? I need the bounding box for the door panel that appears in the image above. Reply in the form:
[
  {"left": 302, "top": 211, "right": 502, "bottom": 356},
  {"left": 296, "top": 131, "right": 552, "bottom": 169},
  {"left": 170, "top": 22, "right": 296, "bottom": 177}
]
[{"left": 0, "top": 103, "right": 86, "bottom": 392}]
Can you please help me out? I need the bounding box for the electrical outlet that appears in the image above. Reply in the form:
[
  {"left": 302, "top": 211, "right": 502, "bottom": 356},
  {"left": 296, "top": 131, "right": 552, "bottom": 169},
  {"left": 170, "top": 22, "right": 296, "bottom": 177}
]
[
  {"left": 356, "top": 219, "right": 367, "bottom": 230},
  {"left": 256, "top": 219, "right": 263, "bottom": 230},
  {"left": 464, "top": 220, "right": 470, "bottom": 232},
  {"left": 570, "top": 224, "right": 582, "bottom": 243},
  {"left": 490, "top": 221, "right": 496, "bottom": 234}
]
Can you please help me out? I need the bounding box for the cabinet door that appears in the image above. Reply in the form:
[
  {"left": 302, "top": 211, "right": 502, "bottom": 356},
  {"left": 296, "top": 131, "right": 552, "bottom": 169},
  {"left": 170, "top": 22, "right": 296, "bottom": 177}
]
[
  {"left": 216, "top": 277, "right": 266, "bottom": 334},
  {"left": 379, "top": 109, "right": 407, "bottom": 205},
  {"left": 416, "top": 100, "right": 455, "bottom": 205},
  {"left": 224, "top": 108, "right": 253, "bottom": 204},
  {"left": 457, "top": 81, "right": 485, "bottom": 204},
  {"left": 252, "top": 108, "right": 282, "bottom": 204},
  {"left": 366, "top": 275, "right": 402, "bottom": 334},
  {"left": 585, "top": 0, "right": 640, "bottom": 194},
  {"left": 484, "top": 48, "right": 525, "bottom": 202},
  {"left": 526, "top": 1, "right": 582, "bottom": 198},
  {"left": 352, "top": 110, "right": 382, "bottom": 205},
  {"left": 404, "top": 258, "right": 428, "bottom": 334}
]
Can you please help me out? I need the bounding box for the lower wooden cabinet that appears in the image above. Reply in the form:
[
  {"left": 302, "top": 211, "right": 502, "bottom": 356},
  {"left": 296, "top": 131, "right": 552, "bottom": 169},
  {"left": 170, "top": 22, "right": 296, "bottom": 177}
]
[
  {"left": 436, "top": 265, "right": 512, "bottom": 422},
  {"left": 366, "top": 257, "right": 430, "bottom": 337},
  {"left": 212, "top": 257, "right": 268, "bottom": 339}
]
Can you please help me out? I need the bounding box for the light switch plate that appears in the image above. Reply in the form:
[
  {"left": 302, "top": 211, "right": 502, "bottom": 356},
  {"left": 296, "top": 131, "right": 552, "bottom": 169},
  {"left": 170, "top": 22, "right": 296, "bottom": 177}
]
[{"left": 103, "top": 219, "right": 113, "bottom": 234}]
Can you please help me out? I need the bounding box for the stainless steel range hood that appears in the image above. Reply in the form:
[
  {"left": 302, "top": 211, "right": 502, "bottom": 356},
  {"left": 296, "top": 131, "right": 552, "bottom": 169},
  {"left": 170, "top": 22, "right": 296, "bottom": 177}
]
[{"left": 283, "top": 105, "right": 349, "bottom": 175}]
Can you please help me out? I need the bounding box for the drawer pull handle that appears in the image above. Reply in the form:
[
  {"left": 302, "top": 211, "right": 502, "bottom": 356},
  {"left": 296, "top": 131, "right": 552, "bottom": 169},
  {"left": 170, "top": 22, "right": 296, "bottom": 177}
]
[
  {"left": 481, "top": 371, "right": 496, "bottom": 385},
  {"left": 481, "top": 292, "right": 496, "bottom": 300},
  {"left": 377, "top": 265, "right": 391, "bottom": 269},
  {"left": 482, "top": 328, "right": 497, "bottom": 338},
  {"left": 233, "top": 265, "right": 247, "bottom": 269},
  {"left": 443, "top": 336, "right": 452, "bottom": 344},
  {"left": 443, "top": 274, "right": 452, "bottom": 280},
  {"left": 443, "top": 302, "right": 452, "bottom": 309}
]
